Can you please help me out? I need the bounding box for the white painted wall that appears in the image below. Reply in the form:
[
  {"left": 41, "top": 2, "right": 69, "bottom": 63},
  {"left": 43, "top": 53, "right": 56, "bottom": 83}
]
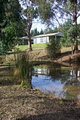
[{"left": 34, "top": 37, "right": 49, "bottom": 44}]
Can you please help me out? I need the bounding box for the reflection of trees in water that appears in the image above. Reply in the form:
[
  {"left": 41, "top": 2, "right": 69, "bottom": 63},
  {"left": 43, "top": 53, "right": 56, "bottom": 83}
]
[
  {"left": 33, "top": 64, "right": 80, "bottom": 100},
  {"left": 47, "top": 65, "right": 70, "bottom": 83},
  {"left": 33, "top": 64, "right": 71, "bottom": 82},
  {"left": 33, "top": 64, "right": 80, "bottom": 85},
  {"left": 63, "top": 66, "right": 80, "bottom": 86},
  {"left": 48, "top": 65, "right": 62, "bottom": 80},
  {"left": 33, "top": 64, "right": 62, "bottom": 80},
  {"left": 0, "top": 65, "right": 14, "bottom": 86},
  {"left": 48, "top": 64, "right": 80, "bottom": 100},
  {"left": 70, "top": 66, "right": 80, "bottom": 82},
  {"left": 63, "top": 65, "right": 80, "bottom": 100},
  {"left": 63, "top": 85, "right": 80, "bottom": 100},
  {"left": 48, "top": 65, "right": 80, "bottom": 99}
]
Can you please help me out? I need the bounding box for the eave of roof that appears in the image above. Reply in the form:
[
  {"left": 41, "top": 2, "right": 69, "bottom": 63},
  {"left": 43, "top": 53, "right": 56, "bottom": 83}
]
[
  {"left": 20, "top": 36, "right": 33, "bottom": 39},
  {"left": 33, "top": 32, "right": 63, "bottom": 38}
]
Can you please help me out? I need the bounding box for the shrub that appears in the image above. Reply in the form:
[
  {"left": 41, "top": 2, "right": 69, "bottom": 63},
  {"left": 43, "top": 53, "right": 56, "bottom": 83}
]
[{"left": 47, "top": 36, "right": 61, "bottom": 59}]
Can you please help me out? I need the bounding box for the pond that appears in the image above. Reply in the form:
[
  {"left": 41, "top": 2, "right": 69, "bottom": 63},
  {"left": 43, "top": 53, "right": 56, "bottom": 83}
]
[
  {"left": 0, "top": 63, "right": 80, "bottom": 100},
  {"left": 32, "top": 64, "right": 80, "bottom": 100}
]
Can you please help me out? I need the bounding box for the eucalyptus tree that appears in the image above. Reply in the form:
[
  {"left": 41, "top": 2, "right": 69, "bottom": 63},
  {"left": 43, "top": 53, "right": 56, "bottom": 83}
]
[
  {"left": 35, "top": 0, "right": 53, "bottom": 26},
  {"left": 37, "top": 0, "right": 80, "bottom": 53},
  {"left": 20, "top": 0, "right": 38, "bottom": 51},
  {"left": 56, "top": 0, "right": 80, "bottom": 52},
  {"left": 68, "top": 0, "right": 80, "bottom": 52}
]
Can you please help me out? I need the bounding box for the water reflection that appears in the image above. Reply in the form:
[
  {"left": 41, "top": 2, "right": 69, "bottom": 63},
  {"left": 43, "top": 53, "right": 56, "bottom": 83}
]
[
  {"left": 0, "top": 65, "right": 14, "bottom": 85},
  {"left": 1, "top": 63, "right": 80, "bottom": 100},
  {"left": 32, "top": 64, "right": 80, "bottom": 100}
]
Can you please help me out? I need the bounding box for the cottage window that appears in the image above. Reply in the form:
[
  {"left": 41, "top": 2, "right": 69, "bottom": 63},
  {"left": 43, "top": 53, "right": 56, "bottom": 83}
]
[
  {"left": 40, "top": 38, "right": 43, "bottom": 43},
  {"left": 35, "top": 39, "right": 37, "bottom": 43}
]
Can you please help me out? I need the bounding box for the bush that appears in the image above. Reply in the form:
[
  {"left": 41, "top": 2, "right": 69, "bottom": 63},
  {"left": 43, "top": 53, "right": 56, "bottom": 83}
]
[{"left": 47, "top": 37, "right": 61, "bottom": 59}]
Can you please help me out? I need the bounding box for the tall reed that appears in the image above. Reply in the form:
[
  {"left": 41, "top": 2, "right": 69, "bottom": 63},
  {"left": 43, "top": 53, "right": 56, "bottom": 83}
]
[{"left": 14, "top": 52, "right": 32, "bottom": 88}]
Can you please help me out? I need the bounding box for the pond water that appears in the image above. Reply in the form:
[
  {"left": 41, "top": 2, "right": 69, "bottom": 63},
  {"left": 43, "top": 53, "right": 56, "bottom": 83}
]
[
  {"left": 32, "top": 64, "right": 80, "bottom": 100},
  {"left": 0, "top": 63, "right": 80, "bottom": 100}
]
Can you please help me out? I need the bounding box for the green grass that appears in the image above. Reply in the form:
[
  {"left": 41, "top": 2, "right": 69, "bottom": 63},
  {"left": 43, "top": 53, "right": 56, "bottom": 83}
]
[
  {"left": 15, "top": 43, "right": 72, "bottom": 52},
  {"left": 15, "top": 45, "right": 28, "bottom": 51},
  {"left": 15, "top": 43, "right": 47, "bottom": 51},
  {"left": 15, "top": 43, "right": 80, "bottom": 53},
  {"left": 33, "top": 43, "right": 47, "bottom": 49}
]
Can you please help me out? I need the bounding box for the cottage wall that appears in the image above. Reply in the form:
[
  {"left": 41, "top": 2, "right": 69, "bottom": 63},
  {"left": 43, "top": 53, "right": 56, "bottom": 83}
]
[{"left": 34, "top": 37, "right": 49, "bottom": 44}]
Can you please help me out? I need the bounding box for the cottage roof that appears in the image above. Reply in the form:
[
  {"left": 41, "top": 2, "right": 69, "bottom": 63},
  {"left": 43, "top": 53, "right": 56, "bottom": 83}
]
[
  {"left": 33, "top": 32, "right": 63, "bottom": 38},
  {"left": 21, "top": 36, "right": 33, "bottom": 39}
]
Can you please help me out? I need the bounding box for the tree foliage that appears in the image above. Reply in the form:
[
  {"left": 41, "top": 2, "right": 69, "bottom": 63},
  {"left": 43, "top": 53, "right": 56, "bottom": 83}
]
[
  {"left": 38, "top": 0, "right": 52, "bottom": 24},
  {"left": 60, "top": 19, "right": 73, "bottom": 46},
  {"left": 0, "top": 0, "right": 25, "bottom": 52},
  {"left": 6, "top": 0, "right": 21, "bottom": 23},
  {"left": 67, "top": 25, "right": 80, "bottom": 51},
  {"left": 47, "top": 37, "right": 61, "bottom": 59},
  {"left": 68, "top": 26, "right": 79, "bottom": 41}
]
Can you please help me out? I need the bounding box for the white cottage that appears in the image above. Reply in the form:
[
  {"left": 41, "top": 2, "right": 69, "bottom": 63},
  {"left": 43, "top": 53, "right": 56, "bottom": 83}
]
[{"left": 33, "top": 32, "right": 63, "bottom": 44}]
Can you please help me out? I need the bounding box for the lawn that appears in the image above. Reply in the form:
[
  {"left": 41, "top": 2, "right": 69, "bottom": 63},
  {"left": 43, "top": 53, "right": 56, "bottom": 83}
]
[
  {"left": 15, "top": 43, "right": 47, "bottom": 51},
  {"left": 15, "top": 43, "right": 80, "bottom": 53}
]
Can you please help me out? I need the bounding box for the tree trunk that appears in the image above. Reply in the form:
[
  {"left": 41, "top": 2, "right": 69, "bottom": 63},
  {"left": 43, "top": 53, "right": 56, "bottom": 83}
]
[
  {"left": 73, "top": 6, "right": 78, "bottom": 53},
  {"left": 27, "top": 31, "right": 32, "bottom": 51},
  {"left": 0, "top": 29, "right": 1, "bottom": 41},
  {"left": 73, "top": 40, "right": 78, "bottom": 53},
  {"left": 27, "top": 21, "right": 32, "bottom": 51}
]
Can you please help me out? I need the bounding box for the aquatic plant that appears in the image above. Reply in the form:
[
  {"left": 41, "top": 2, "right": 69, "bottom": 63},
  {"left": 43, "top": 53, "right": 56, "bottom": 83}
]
[{"left": 14, "top": 52, "right": 32, "bottom": 88}]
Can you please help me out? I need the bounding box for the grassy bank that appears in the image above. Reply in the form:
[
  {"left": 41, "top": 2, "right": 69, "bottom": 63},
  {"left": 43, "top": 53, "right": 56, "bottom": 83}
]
[{"left": 1, "top": 43, "right": 80, "bottom": 67}]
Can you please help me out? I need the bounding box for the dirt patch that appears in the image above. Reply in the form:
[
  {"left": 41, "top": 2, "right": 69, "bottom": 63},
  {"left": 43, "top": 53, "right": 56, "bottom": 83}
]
[
  {"left": 0, "top": 85, "right": 80, "bottom": 120},
  {"left": 55, "top": 51, "right": 80, "bottom": 63},
  {"left": 28, "top": 49, "right": 49, "bottom": 61}
]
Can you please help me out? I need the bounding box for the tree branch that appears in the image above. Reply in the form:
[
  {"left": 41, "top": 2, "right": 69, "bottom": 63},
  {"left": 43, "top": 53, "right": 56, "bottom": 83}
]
[{"left": 54, "top": 3, "right": 73, "bottom": 16}]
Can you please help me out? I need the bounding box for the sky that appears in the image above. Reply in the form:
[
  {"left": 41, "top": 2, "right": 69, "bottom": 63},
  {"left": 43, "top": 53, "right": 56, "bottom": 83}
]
[
  {"left": 31, "top": 21, "right": 46, "bottom": 32},
  {"left": 31, "top": 16, "right": 80, "bottom": 32},
  {"left": 31, "top": 17, "right": 60, "bottom": 32}
]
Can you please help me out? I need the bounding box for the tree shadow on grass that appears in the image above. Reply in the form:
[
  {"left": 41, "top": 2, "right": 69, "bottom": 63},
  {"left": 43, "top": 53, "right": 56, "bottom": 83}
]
[{"left": 17, "top": 109, "right": 80, "bottom": 120}]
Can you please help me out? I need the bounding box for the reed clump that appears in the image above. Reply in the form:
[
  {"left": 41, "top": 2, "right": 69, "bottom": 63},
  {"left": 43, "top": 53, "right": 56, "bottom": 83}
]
[{"left": 14, "top": 52, "right": 31, "bottom": 88}]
